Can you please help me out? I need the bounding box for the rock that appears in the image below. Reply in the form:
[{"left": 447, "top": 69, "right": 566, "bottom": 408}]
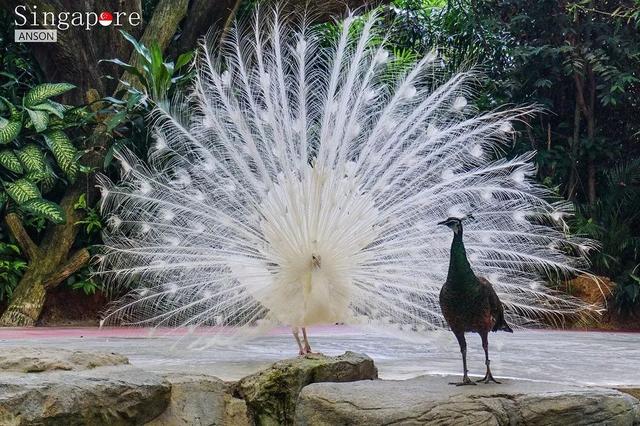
[
  {"left": 0, "top": 347, "right": 128, "bottom": 372},
  {"left": 0, "top": 348, "right": 170, "bottom": 426},
  {"left": 296, "top": 375, "right": 640, "bottom": 425},
  {"left": 236, "top": 351, "right": 377, "bottom": 425},
  {"left": 146, "top": 374, "right": 251, "bottom": 426}
]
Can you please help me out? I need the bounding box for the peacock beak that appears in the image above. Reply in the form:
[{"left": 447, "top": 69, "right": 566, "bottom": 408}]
[{"left": 437, "top": 220, "right": 447, "bottom": 226}]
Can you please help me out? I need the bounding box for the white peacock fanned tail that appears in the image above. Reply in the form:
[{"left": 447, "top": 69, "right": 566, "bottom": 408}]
[{"left": 97, "top": 8, "right": 597, "bottom": 340}]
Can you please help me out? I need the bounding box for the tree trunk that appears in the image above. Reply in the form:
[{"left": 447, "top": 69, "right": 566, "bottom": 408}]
[{"left": 0, "top": 0, "right": 189, "bottom": 326}]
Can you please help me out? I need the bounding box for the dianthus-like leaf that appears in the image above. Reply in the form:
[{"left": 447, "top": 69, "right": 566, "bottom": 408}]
[
  {"left": 44, "top": 130, "right": 78, "bottom": 181},
  {"left": 5, "top": 178, "right": 40, "bottom": 204},
  {"left": 0, "top": 118, "right": 21, "bottom": 144},
  {"left": 16, "top": 144, "right": 46, "bottom": 173},
  {"left": 23, "top": 83, "right": 75, "bottom": 107},
  {"left": 0, "top": 150, "right": 24, "bottom": 174},
  {"left": 27, "top": 164, "right": 56, "bottom": 193},
  {"left": 30, "top": 100, "right": 65, "bottom": 119},
  {"left": 26, "top": 108, "right": 49, "bottom": 132},
  {"left": 20, "top": 198, "right": 66, "bottom": 224}
]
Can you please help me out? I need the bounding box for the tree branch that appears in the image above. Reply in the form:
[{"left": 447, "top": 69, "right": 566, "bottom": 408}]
[
  {"left": 44, "top": 248, "right": 91, "bottom": 289},
  {"left": 4, "top": 213, "right": 40, "bottom": 261}
]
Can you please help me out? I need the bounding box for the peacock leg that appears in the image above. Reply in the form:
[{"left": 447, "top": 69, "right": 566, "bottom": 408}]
[
  {"left": 302, "top": 327, "right": 312, "bottom": 354},
  {"left": 449, "top": 331, "right": 476, "bottom": 386},
  {"left": 292, "top": 327, "right": 305, "bottom": 356},
  {"left": 476, "top": 331, "right": 501, "bottom": 384}
]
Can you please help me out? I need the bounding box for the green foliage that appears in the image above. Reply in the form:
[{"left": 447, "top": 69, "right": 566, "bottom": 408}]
[
  {"left": 0, "top": 74, "right": 89, "bottom": 224},
  {"left": 615, "top": 274, "right": 640, "bottom": 316},
  {"left": 74, "top": 193, "right": 103, "bottom": 235},
  {"left": 102, "top": 30, "right": 194, "bottom": 103},
  {"left": 382, "top": 0, "right": 640, "bottom": 317},
  {"left": 21, "top": 198, "right": 65, "bottom": 225},
  {"left": 101, "top": 32, "right": 194, "bottom": 168},
  {"left": 0, "top": 241, "right": 26, "bottom": 301},
  {"left": 66, "top": 268, "right": 101, "bottom": 296}
]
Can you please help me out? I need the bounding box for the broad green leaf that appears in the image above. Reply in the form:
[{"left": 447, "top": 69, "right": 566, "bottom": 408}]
[
  {"left": 0, "top": 150, "right": 23, "bottom": 174},
  {"left": 0, "top": 119, "right": 21, "bottom": 144},
  {"left": 5, "top": 178, "right": 41, "bottom": 203},
  {"left": 106, "top": 110, "right": 127, "bottom": 132},
  {"left": 44, "top": 130, "right": 78, "bottom": 181},
  {"left": 20, "top": 198, "right": 66, "bottom": 224},
  {"left": 119, "top": 30, "right": 149, "bottom": 61},
  {"left": 23, "top": 83, "right": 75, "bottom": 107},
  {"left": 26, "top": 108, "right": 49, "bottom": 132},
  {"left": 27, "top": 167, "right": 56, "bottom": 193},
  {"left": 0, "top": 96, "right": 20, "bottom": 120},
  {"left": 30, "top": 100, "right": 65, "bottom": 119},
  {"left": 175, "top": 51, "right": 194, "bottom": 70},
  {"left": 16, "top": 144, "right": 46, "bottom": 173}
]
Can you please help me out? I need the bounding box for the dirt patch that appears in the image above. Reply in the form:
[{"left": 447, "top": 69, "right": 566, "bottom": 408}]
[{"left": 36, "top": 286, "right": 108, "bottom": 326}]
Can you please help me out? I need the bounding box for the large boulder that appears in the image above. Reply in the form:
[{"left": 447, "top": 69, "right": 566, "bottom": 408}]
[
  {"left": 146, "top": 374, "right": 251, "bottom": 426},
  {"left": 0, "top": 347, "right": 170, "bottom": 426},
  {"left": 235, "top": 351, "right": 377, "bottom": 425},
  {"left": 296, "top": 375, "right": 640, "bottom": 425}
]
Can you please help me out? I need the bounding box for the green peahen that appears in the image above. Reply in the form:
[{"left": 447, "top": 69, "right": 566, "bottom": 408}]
[{"left": 439, "top": 216, "right": 513, "bottom": 385}]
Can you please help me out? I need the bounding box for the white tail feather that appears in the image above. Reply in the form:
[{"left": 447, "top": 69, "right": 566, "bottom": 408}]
[{"left": 97, "top": 8, "right": 598, "bottom": 343}]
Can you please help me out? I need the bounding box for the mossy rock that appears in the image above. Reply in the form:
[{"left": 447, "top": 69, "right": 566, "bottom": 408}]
[{"left": 235, "top": 351, "right": 377, "bottom": 425}]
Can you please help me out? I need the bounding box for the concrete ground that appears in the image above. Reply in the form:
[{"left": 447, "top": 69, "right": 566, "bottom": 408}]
[{"left": 0, "top": 327, "right": 638, "bottom": 386}]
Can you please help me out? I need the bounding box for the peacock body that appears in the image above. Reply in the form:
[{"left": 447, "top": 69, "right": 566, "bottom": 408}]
[{"left": 97, "top": 7, "right": 595, "bottom": 350}]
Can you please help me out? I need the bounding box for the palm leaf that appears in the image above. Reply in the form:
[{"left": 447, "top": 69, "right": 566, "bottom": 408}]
[
  {"left": 0, "top": 150, "right": 24, "bottom": 174},
  {"left": 23, "top": 83, "right": 75, "bottom": 107},
  {"left": 5, "top": 178, "right": 40, "bottom": 203},
  {"left": 44, "top": 130, "right": 78, "bottom": 181},
  {"left": 20, "top": 198, "right": 66, "bottom": 224}
]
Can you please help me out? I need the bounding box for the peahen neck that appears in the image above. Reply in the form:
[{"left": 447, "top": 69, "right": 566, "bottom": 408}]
[{"left": 446, "top": 229, "right": 476, "bottom": 288}]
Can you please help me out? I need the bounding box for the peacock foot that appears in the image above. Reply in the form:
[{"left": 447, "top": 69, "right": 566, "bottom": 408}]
[
  {"left": 476, "top": 373, "right": 501, "bottom": 384},
  {"left": 449, "top": 375, "right": 477, "bottom": 386}
]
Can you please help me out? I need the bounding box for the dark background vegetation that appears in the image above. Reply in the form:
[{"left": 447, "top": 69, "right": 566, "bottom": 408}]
[{"left": 0, "top": 0, "right": 638, "bottom": 327}]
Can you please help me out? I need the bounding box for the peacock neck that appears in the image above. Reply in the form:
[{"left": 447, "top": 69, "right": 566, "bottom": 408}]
[{"left": 447, "top": 230, "right": 476, "bottom": 288}]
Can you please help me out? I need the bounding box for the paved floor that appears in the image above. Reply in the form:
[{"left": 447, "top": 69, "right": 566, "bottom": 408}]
[{"left": 0, "top": 327, "right": 638, "bottom": 386}]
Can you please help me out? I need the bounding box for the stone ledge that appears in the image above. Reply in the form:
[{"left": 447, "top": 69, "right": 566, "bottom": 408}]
[{"left": 296, "top": 375, "right": 640, "bottom": 425}]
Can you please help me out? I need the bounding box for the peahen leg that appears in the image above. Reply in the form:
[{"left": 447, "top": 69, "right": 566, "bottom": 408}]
[
  {"left": 292, "top": 327, "right": 305, "bottom": 356},
  {"left": 302, "top": 327, "right": 312, "bottom": 354},
  {"left": 476, "top": 331, "right": 501, "bottom": 384},
  {"left": 449, "top": 331, "right": 475, "bottom": 386}
]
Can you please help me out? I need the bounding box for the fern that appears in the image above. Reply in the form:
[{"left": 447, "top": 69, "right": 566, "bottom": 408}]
[
  {"left": 21, "top": 198, "right": 66, "bottom": 224},
  {"left": 0, "top": 150, "right": 23, "bottom": 174},
  {"left": 44, "top": 130, "right": 78, "bottom": 181},
  {"left": 5, "top": 178, "right": 40, "bottom": 204},
  {"left": 23, "top": 83, "right": 75, "bottom": 107}
]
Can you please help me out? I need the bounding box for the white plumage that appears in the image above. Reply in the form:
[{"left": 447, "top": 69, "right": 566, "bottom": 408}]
[{"left": 97, "top": 8, "right": 595, "bottom": 350}]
